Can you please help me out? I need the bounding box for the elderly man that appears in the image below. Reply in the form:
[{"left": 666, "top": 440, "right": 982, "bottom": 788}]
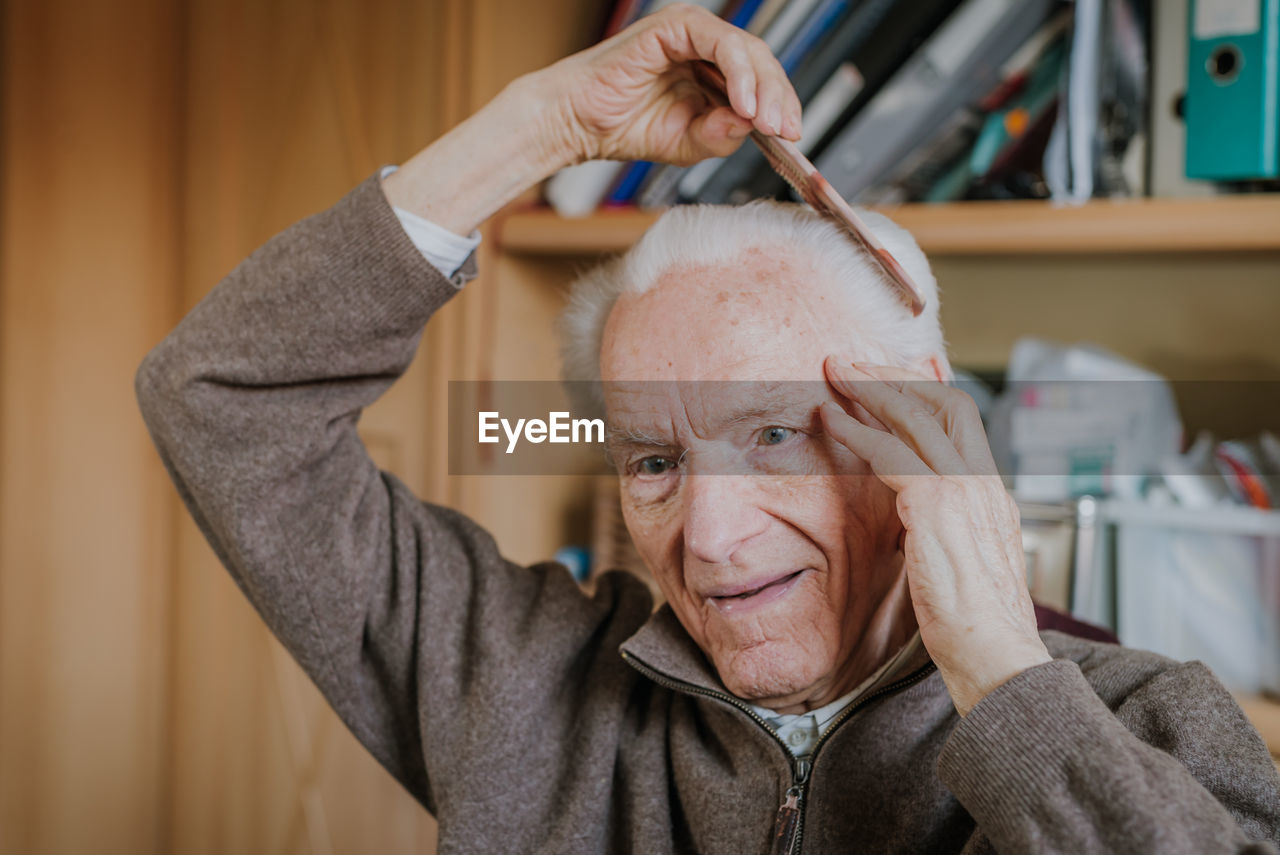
[{"left": 137, "top": 5, "right": 1280, "bottom": 853}]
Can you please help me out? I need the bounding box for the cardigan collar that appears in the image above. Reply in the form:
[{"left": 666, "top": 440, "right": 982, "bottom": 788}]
[{"left": 619, "top": 602, "right": 933, "bottom": 708}]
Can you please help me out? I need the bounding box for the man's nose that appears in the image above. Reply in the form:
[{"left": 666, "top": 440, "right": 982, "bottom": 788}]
[{"left": 682, "top": 474, "right": 769, "bottom": 565}]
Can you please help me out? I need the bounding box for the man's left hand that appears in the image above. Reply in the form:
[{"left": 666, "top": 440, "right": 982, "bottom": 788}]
[{"left": 820, "top": 357, "right": 1052, "bottom": 716}]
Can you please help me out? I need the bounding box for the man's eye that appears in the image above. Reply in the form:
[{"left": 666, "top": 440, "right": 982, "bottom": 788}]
[
  {"left": 635, "top": 456, "right": 678, "bottom": 477},
  {"left": 758, "top": 426, "right": 795, "bottom": 447}
]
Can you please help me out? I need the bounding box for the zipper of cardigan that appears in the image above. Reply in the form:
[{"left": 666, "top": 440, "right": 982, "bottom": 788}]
[
  {"left": 619, "top": 652, "right": 816, "bottom": 854},
  {"left": 621, "top": 650, "right": 937, "bottom": 855},
  {"left": 785, "top": 661, "right": 939, "bottom": 854},
  {"left": 771, "top": 757, "right": 809, "bottom": 855},
  {"left": 620, "top": 652, "right": 811, "bottom": 854}
]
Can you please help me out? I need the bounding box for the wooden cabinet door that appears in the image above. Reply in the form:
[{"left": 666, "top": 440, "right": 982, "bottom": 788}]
[
  {"left": 170, "top": 1, "right": 471, "bottom": 852},
  {"left": 0, "top": 1, "right": 178, "bottom": 853}
]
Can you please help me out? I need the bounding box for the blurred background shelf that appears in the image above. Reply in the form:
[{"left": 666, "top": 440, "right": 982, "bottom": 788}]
[
  {"left": 499, "top": 194, "right": 1280, "bottom": 256},
  {"left": 1236, "top": 694, "right": 1280, "bottom": 769}
]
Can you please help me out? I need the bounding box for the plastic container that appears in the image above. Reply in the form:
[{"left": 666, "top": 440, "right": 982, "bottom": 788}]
[{"left": 1102, "top": 501, "right": 1280, "bottom": 695}]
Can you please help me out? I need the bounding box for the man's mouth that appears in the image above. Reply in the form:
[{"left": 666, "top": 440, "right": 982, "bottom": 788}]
[{"left": 707, "top": 569, "right": 809, "bottom": 615}]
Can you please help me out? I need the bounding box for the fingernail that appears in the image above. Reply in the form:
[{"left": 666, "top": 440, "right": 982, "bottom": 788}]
[
  {"left": 829, "top": 373, "right": 856, "bottom": 396},
  {"left": 742, "top": 90, "right": 757, "bottom": 118},
  {"left": 766, "top": 103, "right": 781, "bottom": 135},
  {"left": 728, "top": 121, "right": 751, "bottom": 139},
  {"left": 787, "top": 111, "right": 803, "bottom": 140}
]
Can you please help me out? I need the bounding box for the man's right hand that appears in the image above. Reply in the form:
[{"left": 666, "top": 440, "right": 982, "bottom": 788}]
[
  {"left": 544, "top": 2, "right": 802, "bottom": 165},
  {"left": 385, "top": 3, "right": 800, "bottom": 237}
]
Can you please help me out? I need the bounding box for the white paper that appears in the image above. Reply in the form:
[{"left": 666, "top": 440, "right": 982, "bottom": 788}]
[{"left": 1194, "top": 0, "right": 1261, "bottom": 39}]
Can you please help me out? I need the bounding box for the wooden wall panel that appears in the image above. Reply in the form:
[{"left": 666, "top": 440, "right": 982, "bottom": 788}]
[
  {"left": 170, "top": 0, "right": 468, "bottom": 852},
  {"left": 0, "top": 1, "right": 179, "bottom": 853},
  {"left": 447, "top": 0, "right": 606, "bottom": 556}
]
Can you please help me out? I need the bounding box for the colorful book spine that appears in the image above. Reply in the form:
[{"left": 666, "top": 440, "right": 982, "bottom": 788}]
[
  {"left": 728, "top": 0, "right": 767, "bottom": 28},
  {"left": 814, "top": 0, "right": 1056, "bottom": 202},
  {"left": 761, "top": 0, "right": 825, "bottom": 53},
  {"left": 747, "top": 0, "right": 791, "bottom": 36},
  {"left": 604, "top": 161, "right": 655, "bottom": 205},
  {"left": 775, "top": 0, "right": 851, "bottom": 73},
  {"left": 692, "top": 0, "right": 964, "bottom": 204}
]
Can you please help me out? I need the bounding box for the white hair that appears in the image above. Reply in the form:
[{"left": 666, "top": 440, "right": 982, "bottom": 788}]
[{"left": 558, "top": 199, "right": 947, "bottom": 416}]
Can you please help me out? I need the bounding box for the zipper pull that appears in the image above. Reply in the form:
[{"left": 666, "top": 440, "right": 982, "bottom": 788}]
[
  {"left": 770, "top": 786, "right": 802, "bottom": 855},
  {"left": 771, "top": 759, "right": 809, "bottom": 855}
]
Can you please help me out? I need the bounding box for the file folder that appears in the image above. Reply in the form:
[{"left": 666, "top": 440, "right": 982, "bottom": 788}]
[
  {"left": 1185, "top": 0, "right": 1280, "bottom": 180},
  {"left": 1150, "top": 0, "right": 1216, "bottom": 195}
]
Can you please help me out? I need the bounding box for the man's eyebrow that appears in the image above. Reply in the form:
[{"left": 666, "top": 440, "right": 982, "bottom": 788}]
[
  {"left": 605, "top": 384, "right": 821, "bottom": 448},
  {"left": 604, "top": 425, "right": 677, "bottom": 450},
  {"left": 715, "top": 383, "right": 817, "bottom": 430}
]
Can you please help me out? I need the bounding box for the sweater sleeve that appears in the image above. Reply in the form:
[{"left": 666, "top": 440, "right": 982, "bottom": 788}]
[
  {"left": 135, "top": 171, "right": 647, "bottom": 813},
  {"left": 937, "top": 656, "right": 1280, "bottom": 854}
]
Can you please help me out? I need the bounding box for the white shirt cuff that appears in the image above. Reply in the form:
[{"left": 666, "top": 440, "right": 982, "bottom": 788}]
[{"left": 380, "top": 165, "right": 481, "bottom": 281}]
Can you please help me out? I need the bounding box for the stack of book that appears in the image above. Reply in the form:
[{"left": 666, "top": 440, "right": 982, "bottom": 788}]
[{"left": 545, "top": 0, "right": 1156, "bottom": 215}]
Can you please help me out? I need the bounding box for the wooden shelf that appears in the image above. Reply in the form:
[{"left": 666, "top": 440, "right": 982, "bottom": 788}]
[
  {"left": 496, "top": 195, "right": 1280, "bottom": 256},
  {"left": 498, "top": 206, "right": 662, "bottom": 255}
]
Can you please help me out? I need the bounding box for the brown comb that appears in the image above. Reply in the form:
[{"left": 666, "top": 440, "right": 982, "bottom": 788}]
[{"left": 690, "top": 61, "right": 926, "bottom": 316}]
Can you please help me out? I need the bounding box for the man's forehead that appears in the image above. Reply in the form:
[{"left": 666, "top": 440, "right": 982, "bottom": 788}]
[
  {"left": 601, "top": 249, "right": 863, "bottom": 386},
  {"left": 608, "top": 378, "right": 813, "bottom": 407},
  {"left": 644, "top": 248, "right": 824, "bottom": 313}
]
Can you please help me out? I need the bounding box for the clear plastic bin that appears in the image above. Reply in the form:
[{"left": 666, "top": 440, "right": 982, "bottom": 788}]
[{"left": 1098, "top": 501, "right": 1280, "bottom": 695}]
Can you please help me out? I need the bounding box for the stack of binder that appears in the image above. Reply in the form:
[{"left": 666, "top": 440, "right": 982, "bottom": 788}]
[{"left": 545, "top": 0, "right": 1277, "bottom": 215}]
